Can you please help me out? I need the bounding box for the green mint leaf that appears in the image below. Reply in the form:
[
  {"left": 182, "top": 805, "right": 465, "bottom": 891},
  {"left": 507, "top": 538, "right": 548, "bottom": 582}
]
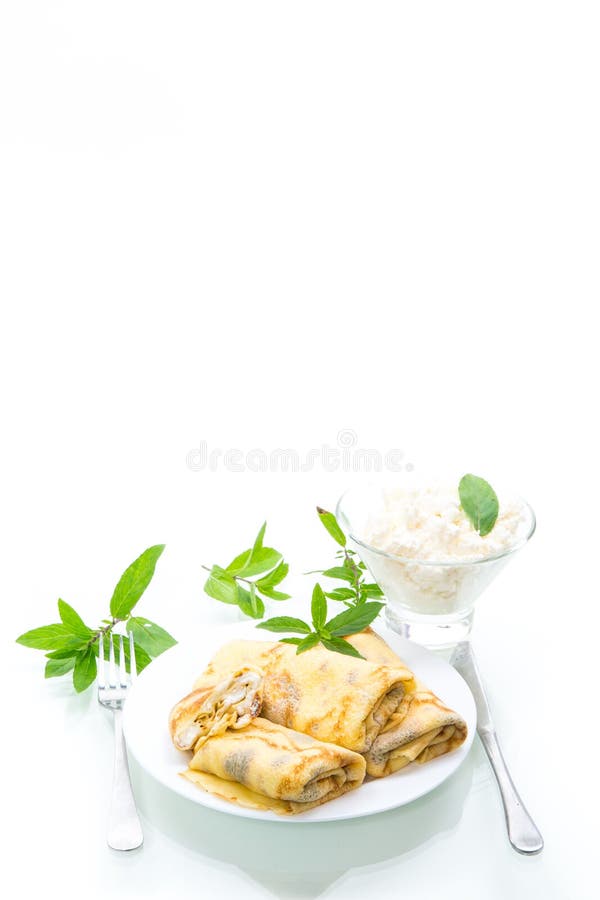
[
  {"left": 45, "top": 656, "right": 76, "bottom": 678},
  {"left": 321, "top": 566, "right": 355, "bottom": 583},
  {"left": 250, "top": 548, "right": 283, "bottom": 573},
  {"left": 325, "top": 587, "right": 357, "bottom": 602},
  {"left": 342, "top": 557, "right": 361, "bottom": 578},
  {"left": 126, "top": 616, "right": 177, "bottom": 658},
  {"left": 459, "top": 474, "right": 499, "bottom": 537},
  {"left": 57, "top": 599, "right": 90, "bottom": 637},
  {"left": 16, "top": 624, "right": 88, "bottom": 652},
  {"left": 237, "top": 585, "right": 265, "bottom": 619},
  {"left": 109, "top": 544, "right": 165, "bottom": 619},
  {"left": 72, "top": 648, "right": 97, "bottom": 692},
  {"left": 256, "top": 561, "right": 289, "bottom": 589},
  {"left": 46, "top": 647, "right": 83, "bottom": 659},
  {"left": 249, "top": 582, "right": 260, "bottom": 617},
  {"left": 326, "top": 602, "right": 384, "bottom": 637},
  {"left": 295, "top": 632, "right": 321, "bottom": 654},
  {"left": 320, "top": 636, "right": 365, "bottom": 659},
  {"left": 256, "top": 616, "right": 312, "bottom": 635},
  {"left": 227, "top": 547, "right": 282, "bottom": 578},
  {"left": 112, "top": 635, "right": 152, "bottom": 673},
  {"left": 360, "top": 583, "right": 384, "bottom": 598},
  {"left": 224, "top": 523, "right": 281, "bottom": 577},
  {"left": 225, "top": 548, "right": 252, "bottom": 574},
  {"left": 204, "top": 566, "right": 239, "bottom": 604},
  {"left": 311, "top": 583, "right": 327, "bottom": 630},
  {"left": 253, "top": 521, "right": 267, "bottom": 553},
  {"left": 131, "top": 642, "right": 152, "bottom": 673},
  {"left": 256, "top": 586, "right": 292, "bottom": 601},
  {"left": 279, "top": 637, "right": 303, "bottom": 645},
  {"left": 317, "top": 507, "right": 347, "bottom": 547}
]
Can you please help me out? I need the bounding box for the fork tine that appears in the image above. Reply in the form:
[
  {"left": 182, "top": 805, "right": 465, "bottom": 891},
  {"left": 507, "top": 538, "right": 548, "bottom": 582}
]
[
  {"left": 118, "top": 634, "right": 128, "bottom": 687},
  {"left": 97, "top": 634, "right": 106, "bottom": 688},
  {"left": 108, "top": 633, "right": 117, "bottom": 688},
  {"left": 129, "top": 631, "right": 137, "bottom": 682}
]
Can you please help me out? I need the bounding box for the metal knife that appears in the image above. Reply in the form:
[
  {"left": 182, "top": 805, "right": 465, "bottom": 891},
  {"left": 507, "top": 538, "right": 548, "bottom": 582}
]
[{"left": 450, "top": 641, "right": 544, "bottom": 855}]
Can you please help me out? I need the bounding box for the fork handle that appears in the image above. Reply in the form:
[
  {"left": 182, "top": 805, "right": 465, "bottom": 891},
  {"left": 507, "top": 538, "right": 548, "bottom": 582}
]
[{"left": 108, "top": 708, "right": 144, "bottom": 851}]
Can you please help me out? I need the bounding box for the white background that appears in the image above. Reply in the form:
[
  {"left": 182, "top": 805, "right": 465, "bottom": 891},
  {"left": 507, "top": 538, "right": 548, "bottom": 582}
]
[{"left": 1, "top": 2, "right": 598, "bottom": 898}]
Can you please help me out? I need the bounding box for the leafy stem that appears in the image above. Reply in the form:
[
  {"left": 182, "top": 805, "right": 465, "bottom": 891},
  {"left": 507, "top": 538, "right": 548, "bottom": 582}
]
[
  {"left": 257, "top": 583, "right": 384, "bottom": 657},
  {"left": 16, "top": 545, "right": 177, "bottom": 692},
  {"left": 343, "top": 547, "right": 362, "bottom": 592},
  {"left": 203, "top": 522, "right": 291, "bottom": 619},
  {"left": 204, "top": 509, "right": 386, "bottom": 661},
  {"left": 86, "top": 617, "right": 123, "bottom": 647},
  {"left": 315, "top": 507, "right": 384, "bottom": 608},
  {"left": 201, "top": 565, "right": 261, "bottom": 590}
]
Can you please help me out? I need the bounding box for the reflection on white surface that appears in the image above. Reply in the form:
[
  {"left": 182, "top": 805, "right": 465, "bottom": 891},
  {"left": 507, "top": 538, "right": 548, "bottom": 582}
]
[{"left": 130, "top": 747, "right": 474, "bottom": 898}]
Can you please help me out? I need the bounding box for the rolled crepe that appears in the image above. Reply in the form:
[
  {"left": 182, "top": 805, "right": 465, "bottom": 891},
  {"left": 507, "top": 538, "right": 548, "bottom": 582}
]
[
  {"left": 182, "top": 716, "right": 366, "bottom": 814},
  {"left": 346, "top": 630, "right": 468, "bottom": 776},
  {"left": 194, "top": 639, "right": 415, "bottom": 753},
  {"left": 169, "top": 666, "right": 263, "bottom": 751}
]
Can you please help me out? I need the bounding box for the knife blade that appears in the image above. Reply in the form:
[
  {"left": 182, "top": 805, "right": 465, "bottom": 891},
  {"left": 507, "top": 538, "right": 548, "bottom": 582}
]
[{"left": 451, "top": 641, "right": 544, "bottom": 855}]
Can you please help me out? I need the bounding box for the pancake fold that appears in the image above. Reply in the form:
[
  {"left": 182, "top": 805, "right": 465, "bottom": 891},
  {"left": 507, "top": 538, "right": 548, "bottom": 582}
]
[
  {"left": 346, "top": 629, "right": 468, "bottom": 776},
  {"left": 194, "top": 638, "right": 416, "bottom": 753},
  {"left": 182, "top": 717, "right": 366, "bottom": 814}
]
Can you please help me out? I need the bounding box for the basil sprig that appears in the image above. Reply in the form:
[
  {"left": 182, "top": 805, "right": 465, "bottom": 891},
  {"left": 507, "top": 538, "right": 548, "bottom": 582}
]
[
  {"left": 257, "top": 584, "right": 383, "bottom": 658},
  {"left": 459, "top": 474, "right": 499, "bottom": 537},
  {"left": 16, "top": 545, "right": 176, "bottom": 692},
  {"left": 203, "top": 522, "right": 291, "bottom": 619},
  {"left": 313, "top": 507, "right": 383, "bottom": 607},
  {"left": 205, "top": 509, "right": 386, "bottom": 660}
]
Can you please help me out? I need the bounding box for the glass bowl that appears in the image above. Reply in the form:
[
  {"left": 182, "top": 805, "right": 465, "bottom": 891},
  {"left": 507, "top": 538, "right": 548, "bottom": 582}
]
[{"left": 336, "top": 483, "right": 536, "bottom": 648}]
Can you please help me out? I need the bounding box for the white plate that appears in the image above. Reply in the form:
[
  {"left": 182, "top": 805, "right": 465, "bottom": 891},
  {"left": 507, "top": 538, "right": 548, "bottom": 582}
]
[{"left": 123, "top": 622, "right": 476, "bottom": 822}]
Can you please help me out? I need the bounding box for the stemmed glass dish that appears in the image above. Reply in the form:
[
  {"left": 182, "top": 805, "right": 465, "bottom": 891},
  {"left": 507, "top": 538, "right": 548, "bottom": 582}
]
[{"left": 336, "top": 484, "right": 536, "bottom": 648}]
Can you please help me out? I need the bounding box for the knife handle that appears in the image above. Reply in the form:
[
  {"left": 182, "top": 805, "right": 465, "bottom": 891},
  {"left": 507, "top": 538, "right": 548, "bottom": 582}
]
[{"left": 479, "top": 730, "right": 544, "bottom": 855}]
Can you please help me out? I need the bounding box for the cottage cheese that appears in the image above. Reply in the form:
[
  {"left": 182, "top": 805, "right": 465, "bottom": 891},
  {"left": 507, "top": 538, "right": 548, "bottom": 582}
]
[
  {"left": 365, "top": 485, "right": 530, "bottom": 563},
  {"left": 358, "top": 485, "right": 533, "bottom": 616}
]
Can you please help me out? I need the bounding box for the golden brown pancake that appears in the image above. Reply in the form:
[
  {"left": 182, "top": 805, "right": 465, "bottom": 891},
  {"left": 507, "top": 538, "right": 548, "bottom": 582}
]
[
  {"left": 346, "top": 629, "right": 468, "bottom": 776},
  {"left": 194, "top": 638, "right": 415, "bottom": 753},
  {"left": 182, "top": 717, "right": 366, "bottom": 814}
]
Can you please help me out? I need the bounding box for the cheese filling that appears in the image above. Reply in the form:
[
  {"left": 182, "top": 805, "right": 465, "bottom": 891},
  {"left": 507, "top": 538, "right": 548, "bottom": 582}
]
[{"left": 177, "top": 668, "right": 263, "bottom": 750}]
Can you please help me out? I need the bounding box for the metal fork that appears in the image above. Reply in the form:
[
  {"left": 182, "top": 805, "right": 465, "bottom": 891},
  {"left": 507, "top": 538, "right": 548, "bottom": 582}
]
[{"left": 97, "top": 631, "right": 143, "bottom": 851}]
